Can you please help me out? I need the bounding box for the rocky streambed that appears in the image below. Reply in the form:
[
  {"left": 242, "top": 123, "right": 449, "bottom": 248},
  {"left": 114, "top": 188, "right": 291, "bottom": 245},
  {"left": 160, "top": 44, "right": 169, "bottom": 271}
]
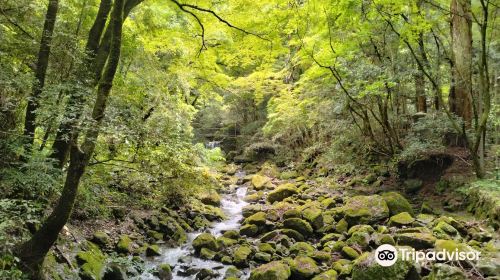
[{"left": 73, "top": 163, "right": 499, "bottom": 280}]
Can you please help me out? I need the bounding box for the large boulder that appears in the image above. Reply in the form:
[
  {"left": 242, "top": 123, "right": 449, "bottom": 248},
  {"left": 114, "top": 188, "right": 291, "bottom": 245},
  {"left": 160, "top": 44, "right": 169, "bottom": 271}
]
[
  {"left": 244, "top": 212, "right": 267, "bottom": 226},
  {"left": 267, "top": 183, "right": 298, "bottom": 203},
  {"left": 192, "top": 233, "right": 217, "bottom": 253},
  {"left": 200, "top": 191, "right": 221, "bottom": 207},
  {"left": 342, "top": 195, "right": 389, "bottom": 225},
  {"left": 351, "top": 251, "right": 414, "bottom": 280},
  {"left": 248, "top": 261, "right": 291, "bottom": 280},
  {"left": 382, "top": 192, "right": 414, "bottom": 216},
  {"left": 290, "top": 256, "right": 320, "bottom": 279},
  {"left": 283, "top": 218, "right": 313, "bottom": 237}
]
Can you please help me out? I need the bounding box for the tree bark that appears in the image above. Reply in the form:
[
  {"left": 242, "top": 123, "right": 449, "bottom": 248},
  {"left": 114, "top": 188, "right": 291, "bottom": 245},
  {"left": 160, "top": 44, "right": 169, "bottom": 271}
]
[
  {"left": 415, "top": 71, "right": 427, "bottom": 112},
  {"left": 449, "top": 0, "right": 473, "bottom": 126},
  {"left": 17, "top": 0, "right": 125, "bottom": 276},
  {"left": 23, "top": 0, "right": 59, "bottom": 152}
]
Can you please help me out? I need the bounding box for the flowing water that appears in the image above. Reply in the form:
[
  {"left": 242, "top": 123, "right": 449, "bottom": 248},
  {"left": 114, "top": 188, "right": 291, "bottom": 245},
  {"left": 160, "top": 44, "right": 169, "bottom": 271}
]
[{"left": 140, "top": 171, "right": 248, "bottom": 279}]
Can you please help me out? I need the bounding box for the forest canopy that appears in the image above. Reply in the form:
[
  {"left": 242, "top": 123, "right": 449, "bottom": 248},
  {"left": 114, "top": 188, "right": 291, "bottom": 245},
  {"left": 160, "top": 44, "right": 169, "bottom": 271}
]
[{"left": 0, "top": 0, "right": 498, "bottom": 279}]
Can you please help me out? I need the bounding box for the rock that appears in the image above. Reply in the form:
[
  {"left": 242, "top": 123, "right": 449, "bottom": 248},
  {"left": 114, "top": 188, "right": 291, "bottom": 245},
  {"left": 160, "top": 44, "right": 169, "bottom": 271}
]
[
  {"left": 373, "top": 234, "right": 396, "bottom": 246},
  {"left": 103, "top": 263, "right": 127, "bottom": 280},
  {"left": 283, "top": 218, "right": 313, "bottom": 237},
  {"left": 192, "top": 233, "right": 217, "bottom": 253},
  {"left": 145, "top": 244, "right": 161, "bottom": 257},
  {"left": 147, "top": 230, "right": 164, "bottom": 241},
  {"left": 290, "top": 256, "right": 320, "bottom": 279},
  {"left": 302, "top": 206, "right": 324, "bottom": 230},
  {"left": 423, "top": 263, "right": 467, "bottom": 280},
  {"left": 476, "top": 257, "right": 500, "bottom": 277},
  {"left": 351, "top": 251, "right": 414, "bottom": 280},
  {"left": 201, "top": 191, "right": 221, "bottom": 207},
  {"left": 312, "top": 251, "right": 332, "bottom": 263},
  {"left": 76, "top": 242, "right": 106, "bottom": 280},
  {"left": 258, "top": 243, "right": 276, "bottom": 254},
  {"left": 196, "top": 268, "right": 219, "bottom": 280},
  {"left": 281, "top": 229, "right": 305, "bottom": 242},
  {"left": 116, "top": 235, "right": 133, "bottom": 254},
  {"left": 341, "top": 246, "right": 360, "bottom": 260},
  {"left": 335, "top": 218, "right": 348, "bottom": 233},
  {"left": 240, "top": 224, "right": 259, "bottom": 237},
  {"left": 217, "top": 236, "right": 237, "bottom": 248},
  {"left": 157, "top": 264, "right": 172, "bottom": 280},
  {"left": 432, "top": 221, "right": 460, "bottom": 240},
  {"left": 388, "top": 212, "right": 415, "bottom": 227},
  {"left": 248, "top": 261, "right": 291, "bottom": 280},
  {"left": 252, "top": 175, "right": 271, "bottom": 190},
  {"left": 199, "top": 248, "right": 216, "bottom": 260},
  {"left": 346, "top": 232, "right": 370, "bottom": 249},
  {"left": 245, "top": 192, "right": 264, "bottom": 203},
  {"left": 92, "top": 231, "right": 110, "bottom": 248},
  {"left": 332, "top": 259, "right": 353, "bottom": 276},
  {"left": 312, "top": 269, "right": 338, "bottom": 280},
  {"left": 283, "top": 209, "right": 301, "bottom": 219},
  {"left": 158, "top": 217, "right": 187, "bottom": 245},
  {"left": 267, "top": 183, "right": 298, "bottom": 203},
  {"left": 280, "top": 170, "right": 299, "bottom": 180},
  {"left": 233, "top": 245, "right": 253, "bottom": 268},
  {"left": 342, "top": 195, "right": 389, "bottom": 225},
  {"left": 242, "top": 205, "right": 263, "bottom": 218},
  {"left": 403, "top": 179, "right": 423, "bottom": 193},
  {"left": 395, "top": 232, "right": 436, "bottom": 249},
  {"left": 347, "top": 225, "right": 375, "bottom": 235},
  {"left": 244, "top": 212, "right": 267, "bottom": 226},
  {"left": 255, "top": 252, "right": 272, "bottom": 262},
  {"left": 289, "top": 242, "right": 315, "bottom": 256},
  {"left": 223, "top": 230, "right": 240, "bottom": 239},
  {"left": 320, "top": 233, "right": 341, "bottom": 245},
  {"left": 416, "top": 214, "right": 435, "bottom": 224},
  {"left": 382, "top": 192, "right": 414, "bottom": 216}
]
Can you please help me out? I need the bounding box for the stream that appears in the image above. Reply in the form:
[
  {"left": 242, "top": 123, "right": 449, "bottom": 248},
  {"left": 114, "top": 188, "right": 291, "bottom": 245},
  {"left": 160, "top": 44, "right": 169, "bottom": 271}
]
[{"left": 140, "top": 171, "right": 249, "bottom": 280}]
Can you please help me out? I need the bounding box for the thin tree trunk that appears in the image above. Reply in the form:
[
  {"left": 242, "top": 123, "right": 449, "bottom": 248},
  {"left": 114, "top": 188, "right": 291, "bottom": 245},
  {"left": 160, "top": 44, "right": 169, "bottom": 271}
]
[
  {"left": 17, "top": 0, "right": 125, "bottom": 276},
  {"left": 23, "top": 0, "right": 59, "bottom": 152}
]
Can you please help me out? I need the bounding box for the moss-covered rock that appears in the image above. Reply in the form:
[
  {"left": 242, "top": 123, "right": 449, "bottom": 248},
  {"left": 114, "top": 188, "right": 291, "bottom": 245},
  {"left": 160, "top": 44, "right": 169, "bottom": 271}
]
[
  {"left": 248, "top": 261, "right": 291, "bottom": 280},
  {"left": 403, "top": 179, "right": 423, "bottom": 193},
  {"left": 290, "top": 256, "right": 320, "bottom": 279},
  {"left": 233, "top": 245, "right": 253, "bottom": 268},
  {"left": 91, "top": 231, "right": 110, "bottom": 248},
  {"left": 200, "top": 191, "right": 221, "bottom": 207},
  {"left": 158, "top": 217, "right": 187, "bottom": 245},
  {"left": 217, "top": 236, "right": 237, "bottom": 248},
  {"left": 312, "top": 269, "right": 337, "bottom": 280},
  {"left": 223, "top": 230, "right": 240, "bottom": 239},
  {"left": 192, "top": 233, "right": 217, "bottom": 252},
  {"left": 388, "top": 212, "right": 415, "bottom": 227},
  {"left": 244, "top": 192, "right": 264, "bottom": 203},
  {"left": 280, "top": 170, "right": 299, "bottom": 180},
  {"left": 422, "top": 263, "right": 467, "bottom": 280},
  {"left": 157, "top": 263, "right": 172, "bottom": 280},
  {"left": 335, "top": 218, "right": 348, "bottom": 234},
  {"left": 342, "top": 195, "right": 389, "bottom": 225},
  {"left": 116, "top": 235, "right": 133, "bottom": 254},
  {"left": 252, "top": 175, "right": 271, "bottom": 190},
  {"left": 145, "top": 244, "right": 161, "bottom": 257},
  {"left": 347, "top": 224, "right": 375, "bottom": 235},
  {"left": 199, "top": 247, "right": 217, "bottom": 260},
  {"left": 416, "top": 214, "right": 435, "bottom": 224},
  {"left": 76, "top": 242, "right": 106, "bottom": 280},
  {"left": 395, "top": 232, "right": 436, "bottom": 249},
  {"left": 258, "top": 243, "right": 276, "bottom": 254},
  {"left": 432, "top": 221, "right": 460, "bottom": 240},
  {"left": 240, "top": 223, "right": 259, "bottom": 237},
  {"left": 351, "top": 251, "right": 413, "bottom": 280},
  {"left": 373, "top": 234, "right": 396, "bottom": 246},
  {"left": 302, "top": 206, "right": 324, "bottom": 230},
  {"left": 283, "top": 209, "right": 301, "bottom": 219},
  {"left": 434, "top": 239, "right": 477, "bottom": 260},
  {"left": 244, "top": 211, "right": 267, "bottom": 226},
  {"left": 255, "top": 252, "right": 272, "bottom": 262},
  {"left": 346, "top": 232, "right": 370, "bottom": 249},
  {"left": 341, "top": 246, "right": 360, "bottom": 260},
  {"left": 268, "top": 183, "right": 298, "bottom": 203},
  {"left": 283, "top": 218, "right": 313, "bottom": 237},
  {"left": 289, "top": 242, "right": 315, "bottom": 256},
  {"left": 382, "top": 192, "right": 414, "bottom": 216}
]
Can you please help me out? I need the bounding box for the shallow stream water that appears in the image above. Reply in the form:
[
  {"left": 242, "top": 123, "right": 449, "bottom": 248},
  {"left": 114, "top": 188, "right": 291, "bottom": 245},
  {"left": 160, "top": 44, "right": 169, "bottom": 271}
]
[{"left": 140, "top": 171, "right": 248, "bottom": 279}]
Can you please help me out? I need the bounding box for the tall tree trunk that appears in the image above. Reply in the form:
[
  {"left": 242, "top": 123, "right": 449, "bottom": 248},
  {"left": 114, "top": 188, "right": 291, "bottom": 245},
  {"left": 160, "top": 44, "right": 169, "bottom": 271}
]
[
  {"left": 23, "top": 0, "right": 59, "bottom": 152},
  {"left": 449, "top": 0, "right": 473, "bottom": 126},
  {"left": 415, "top": 71, "right": 427, "bottom": 112},
  {"left": 17, "top": 0, "right": 125, "bottom": 276}
]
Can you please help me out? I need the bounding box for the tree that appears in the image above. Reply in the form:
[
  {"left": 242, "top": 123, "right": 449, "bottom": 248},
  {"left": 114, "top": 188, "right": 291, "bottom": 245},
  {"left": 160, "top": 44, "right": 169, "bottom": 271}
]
[
  {"left": 17, "top": 0, "right": 126, "bottom": 276},
  {"left": 449, "top": 0, "right": 473, "bottom": 126},
  {"left": 22, "top": 0, "right": 59, "bottom": 152}
]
